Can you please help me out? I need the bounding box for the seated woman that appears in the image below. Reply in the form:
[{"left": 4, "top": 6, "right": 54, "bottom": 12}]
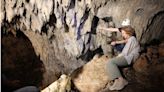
[
  {"left": 106, "top": 26, "right": 140, "bottom": 90},
  {"left": 98, "top": 27, "right": 127, "bottom": 53}
]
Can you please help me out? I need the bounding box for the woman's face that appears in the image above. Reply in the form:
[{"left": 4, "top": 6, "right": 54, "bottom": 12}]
[{"left": 121, "top": 30, "right": 129, "bottom": 39}]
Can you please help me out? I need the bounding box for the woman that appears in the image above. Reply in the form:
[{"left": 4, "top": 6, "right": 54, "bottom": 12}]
[
  {"left": 106, "top": 26, "right": 140, "bottom": 90},
  {"left": 98, "top": 27, "right": 128, "bottom": 52}
]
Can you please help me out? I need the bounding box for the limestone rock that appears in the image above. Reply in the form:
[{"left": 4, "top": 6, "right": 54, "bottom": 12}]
[
  {"left": 133, "top": 54, "right": 149, "bottom": 74},
  {"left": 73, "top": 55, "right": 110, "bottom": 92},
  {"left": 41, "top": 74, "right": 71, "bottom": 92},
  {"left": 159, "top": 43, "right": 164, "bottom": 57},
  {"left": 96, "top": 19, "right": 113, "bottom": 56},
  {"left": 0, "top": 0, "right": 5, "bottom": 23},
  {"left": 133, "top": 43, "right": 163, "bottom": 74}
]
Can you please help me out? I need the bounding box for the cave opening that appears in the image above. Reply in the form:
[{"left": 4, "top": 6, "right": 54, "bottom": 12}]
[
  {"left": 140, "top": 11, "right": 164, "bottom": 44},
  {"left": 1, "top": 23, "right": 45, "bottom": 92}
]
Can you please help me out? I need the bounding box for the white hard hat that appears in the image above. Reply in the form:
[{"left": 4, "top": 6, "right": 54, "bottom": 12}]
[{"left": 121, "top": 18, "right": 130, "bottom": 26}]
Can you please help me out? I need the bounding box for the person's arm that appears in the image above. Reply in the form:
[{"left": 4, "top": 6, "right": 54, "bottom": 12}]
[
  {"left": 98, "top": 27, "right": 119, "bottom": 32},
  {"left": 111, "top": 39, "right": 127, "bottom": 46}
]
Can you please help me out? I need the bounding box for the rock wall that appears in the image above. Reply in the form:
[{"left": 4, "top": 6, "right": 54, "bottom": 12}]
[
  {"left": 96, "top": 0, "right": 164, "bottom": 44},
  {"left": 1, "top": 0, "right": 164, "bottom": 88}
]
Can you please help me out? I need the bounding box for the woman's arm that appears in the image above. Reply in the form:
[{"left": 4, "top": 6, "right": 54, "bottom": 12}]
[
  {"left": 111, "top": 39, "right": 127, "bottom": 46},
  {"left": 98, "top": 27, "right": 119, "bottom": 32}
]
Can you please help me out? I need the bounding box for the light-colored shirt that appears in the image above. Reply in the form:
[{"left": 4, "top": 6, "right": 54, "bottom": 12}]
[{"left": 120, "top": 36, "right": 140, "bottom": 65}]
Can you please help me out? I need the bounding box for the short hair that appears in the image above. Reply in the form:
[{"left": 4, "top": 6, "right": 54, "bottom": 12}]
[{"left": 119, "top": 26, "right": 135, "bottom": 36}]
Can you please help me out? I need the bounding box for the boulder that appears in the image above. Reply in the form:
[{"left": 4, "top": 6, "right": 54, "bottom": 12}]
[
  {"left": 133, "top": 54, "right": 149, "bottom": 74},
  {"left": 72, "top": 55, "right": 110, "bottom": 92},
  {"left": 159, "top": 43, "right": 164, "bottom": 57},
  {"left": 41, "top": 74, "right": 71, "bottom": 92}
]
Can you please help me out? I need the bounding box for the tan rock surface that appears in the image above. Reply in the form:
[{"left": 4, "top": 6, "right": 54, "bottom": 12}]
[{"left": 73, "top": 55, "right": 110, "bottom": 92}]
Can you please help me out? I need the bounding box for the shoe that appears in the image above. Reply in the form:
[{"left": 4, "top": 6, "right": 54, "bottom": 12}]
[
  {"left": 109, "top": 79, "right": 119, "bottom": 90},
  {"left": 100, "top": 81, "right": 113, "bottom": 92},
  {"left": 107, "top": 81, "right": 114, "bottom": 88},
  {"left": 109, "top": 79, "right": 128, "bottom": 90},
  {"left": 116, "top": 79, "right": 128, "bottom": 90}
]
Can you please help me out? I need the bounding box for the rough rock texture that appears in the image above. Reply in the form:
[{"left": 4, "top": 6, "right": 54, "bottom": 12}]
[
  {"left": 134, "top": 41, "right": 163, "bottom": 74},
  {"left": 41, "top": 74, "right": 71, "bottom": 92},
  {"left": 96, "top": 0, "right": 164, "bottom": 44},
  {"left": 132, "top": 42, "right": 164, "bottom": 92},
  {"left": 72, "top": 55, "right": 109, "bottom": 92},
  {"left": 1, "top": 0, "right": 164, "bottom": 90}
]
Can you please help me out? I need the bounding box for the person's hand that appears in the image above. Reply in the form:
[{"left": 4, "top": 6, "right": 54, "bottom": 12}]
[
  {"left": 98, "top": 27, "right": 103, "bottom": 30},
  {"left": 97, "top": 27, "right": 104, "bottom": 33},
  {"left": 118, "top": 54, "right": 123, "bottom": 57},
  {"left": 111, "top": 41, "right": 116, "bottom": 46},
  {"left": 99, "top": 27, "right": 107, "bottom": 31}
]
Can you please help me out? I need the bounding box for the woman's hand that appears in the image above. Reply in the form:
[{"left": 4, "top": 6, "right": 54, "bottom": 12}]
[
  {"left": 97, "top": 27, "right": 103, "bottom": 33},
  {"left": 118, "top": 54, "right": 123, "bottom": 57},
  {"left": 98, "top": 27, "right": 105, "bottom": 31},
  {"left": 111, "top": 41, "right": 116, "bottom": 46},
  {"left": 98, "top": 27, "right": 104, "bottom": 30}
]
